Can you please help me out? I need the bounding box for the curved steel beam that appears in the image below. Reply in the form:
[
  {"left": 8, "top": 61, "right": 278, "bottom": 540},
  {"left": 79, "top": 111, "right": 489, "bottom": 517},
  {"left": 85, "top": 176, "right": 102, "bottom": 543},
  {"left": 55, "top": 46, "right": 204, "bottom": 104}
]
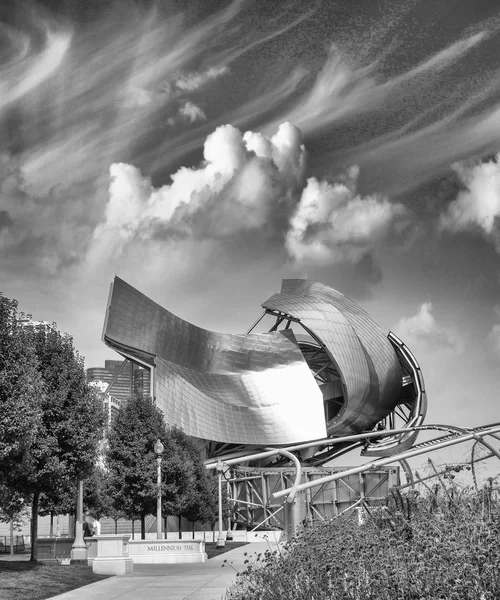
[
  {"left": 473, "top": 434, "right": 500, "bottom": 461},
  {"left": 272, "top": 423, "right": 500, "bottom": 500},
  {"left": 206, "top": 423, "right": 496, "bottom": 467},
  {"left": 264, "top": 448, "right": 302, "bottom": 503},
  {"left": 399, "top": 459, "right": 415, "bottom": 489}
]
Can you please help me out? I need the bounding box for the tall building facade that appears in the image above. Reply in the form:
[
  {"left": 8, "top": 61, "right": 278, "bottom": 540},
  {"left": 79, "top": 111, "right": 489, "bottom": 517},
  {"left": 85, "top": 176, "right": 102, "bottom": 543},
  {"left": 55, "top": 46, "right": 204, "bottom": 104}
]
[{"left": 86, "top": 360, "right": 151, "bottom": 404}]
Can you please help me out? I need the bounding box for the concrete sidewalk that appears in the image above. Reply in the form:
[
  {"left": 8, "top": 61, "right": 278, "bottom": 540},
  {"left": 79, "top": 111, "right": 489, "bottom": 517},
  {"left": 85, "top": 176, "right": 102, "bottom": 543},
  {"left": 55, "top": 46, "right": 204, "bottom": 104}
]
[{"left": 48, "top": 542, "right": 275, "bottom": 600}]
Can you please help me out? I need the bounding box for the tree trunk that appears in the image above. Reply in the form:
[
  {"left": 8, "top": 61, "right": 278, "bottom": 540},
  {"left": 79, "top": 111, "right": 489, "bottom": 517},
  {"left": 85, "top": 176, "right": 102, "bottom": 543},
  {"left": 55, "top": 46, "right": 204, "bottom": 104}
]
[
  {"left": 178, "top": 515, "right": 182, "bottom": 539},
  {"left": 30, "top": 492, "right": 39, "bottom": 562},
  {"left": 49, "top": 511, "right": 54, "bottom": 538},
  {"left": 114, "top": 518, "right": 118, "bottom": 534},
  {"left": 140, "top": 513, "right": 145, "bottom": 540}
]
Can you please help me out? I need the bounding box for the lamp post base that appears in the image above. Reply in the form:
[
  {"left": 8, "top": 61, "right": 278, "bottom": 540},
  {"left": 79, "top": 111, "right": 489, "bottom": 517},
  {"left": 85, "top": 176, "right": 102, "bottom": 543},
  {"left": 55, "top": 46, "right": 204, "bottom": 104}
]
[
  {"left": 70, "top": 545, "right": 88, "bottom": 562},
  {"left": 216, "top": 538, "right": 225, "bottom": 548}
]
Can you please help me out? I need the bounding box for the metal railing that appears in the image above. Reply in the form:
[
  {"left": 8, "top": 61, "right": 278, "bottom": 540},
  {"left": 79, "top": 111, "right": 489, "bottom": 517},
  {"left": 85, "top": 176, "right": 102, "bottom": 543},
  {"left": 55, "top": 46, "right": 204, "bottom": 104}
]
[{"left": 0, "top": 535, "right": 26, "bottom": 553}]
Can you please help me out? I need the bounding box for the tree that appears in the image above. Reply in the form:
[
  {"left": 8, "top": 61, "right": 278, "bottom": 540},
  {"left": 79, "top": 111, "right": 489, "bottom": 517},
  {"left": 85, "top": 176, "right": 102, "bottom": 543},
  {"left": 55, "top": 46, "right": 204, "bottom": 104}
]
[
  {"left": 0, "top": 297, "right": 44, "bottom": 558},
  {"left": 0, "top": 482, "right": 29, "bottom": 556},
  {"left": 28, "top": 326, "right": 106, "bottom": 559},
  {"left": 106, "top": 395, "right": 169, "bottom": 538},
  {"left": 169, "top": 427, "right": 219, "bottom": 527},
  {"left": 83, "top": 465, "right": 115, "bottom": 521},
  {"left": 105, "top": 396, "right": 218, "bottom": 538},
  {"left": 0, "top": 296, "right": 44, "bottom": 479},
  {"left": 0, "top": 310, "right": 106, "bottom": 561}
]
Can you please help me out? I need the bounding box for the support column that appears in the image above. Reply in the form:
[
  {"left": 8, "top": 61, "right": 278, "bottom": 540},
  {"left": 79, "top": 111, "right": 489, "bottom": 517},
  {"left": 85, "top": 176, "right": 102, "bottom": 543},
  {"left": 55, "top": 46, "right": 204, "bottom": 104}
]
[
  {"left": 282, "top": 491, "right": 306, "bottom": 541},
  {"left": 156, "top": 454, "right": 163, "bottom": 539},
  {"left": 71, "top": 480, "right": 87, "bottom": 562},
  {"left": 226, "top": 473, "right": 233, "bottom": 541},
  {"left": 150, "top": 365, "right": 155, "bottom": 403},
  {"left": 216, "top": 460, "right": 225, "bottom": 548}
]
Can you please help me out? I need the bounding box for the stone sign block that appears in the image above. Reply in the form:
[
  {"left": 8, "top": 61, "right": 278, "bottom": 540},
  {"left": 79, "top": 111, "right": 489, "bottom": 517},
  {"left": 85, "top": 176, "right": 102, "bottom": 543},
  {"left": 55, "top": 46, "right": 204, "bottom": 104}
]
[
  {"left": 128, "top": 539, "right": 207, "bottom": 564},
  {"left": 92, "top": 534, "right": 133, "bottom": 575}
]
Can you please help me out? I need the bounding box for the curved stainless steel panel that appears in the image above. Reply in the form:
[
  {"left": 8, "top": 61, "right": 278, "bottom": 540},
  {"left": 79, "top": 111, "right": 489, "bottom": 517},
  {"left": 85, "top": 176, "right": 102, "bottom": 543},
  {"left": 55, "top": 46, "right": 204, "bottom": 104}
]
[
  {"left": 262, "top": 280, "right": 402, "bottom": 435},
  {"left": 103, "top": 277, "right": 326, "bottom": 445},
  {"left": 102, "top": 277, "right": 418, "bottom": 451}
]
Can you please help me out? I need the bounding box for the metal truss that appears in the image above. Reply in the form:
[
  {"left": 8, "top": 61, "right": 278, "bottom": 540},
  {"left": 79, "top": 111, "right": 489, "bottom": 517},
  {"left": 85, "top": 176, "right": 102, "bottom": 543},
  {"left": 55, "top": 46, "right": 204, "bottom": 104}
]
[
  {"left": 207, "top": 422, "right": 500, "bottom": 535},
  {"left": 273, "top": 422, "right": 500, "bottom": 501},
  {"left": 227, "top": 465, "right": 399, "bottom": 531}
]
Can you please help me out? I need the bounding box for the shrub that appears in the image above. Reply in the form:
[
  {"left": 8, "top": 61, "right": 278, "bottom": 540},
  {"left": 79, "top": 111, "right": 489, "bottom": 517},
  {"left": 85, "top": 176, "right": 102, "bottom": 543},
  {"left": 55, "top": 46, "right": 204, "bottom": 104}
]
[{"left": 225, "top": 487, "right": 500, "bottom": 600}]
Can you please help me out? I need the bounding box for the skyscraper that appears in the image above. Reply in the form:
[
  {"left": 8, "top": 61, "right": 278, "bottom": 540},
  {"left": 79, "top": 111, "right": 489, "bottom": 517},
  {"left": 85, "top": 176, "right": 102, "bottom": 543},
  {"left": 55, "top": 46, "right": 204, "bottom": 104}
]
[{"left": 86, "top": 359, "right": 151, "bottom": 404}]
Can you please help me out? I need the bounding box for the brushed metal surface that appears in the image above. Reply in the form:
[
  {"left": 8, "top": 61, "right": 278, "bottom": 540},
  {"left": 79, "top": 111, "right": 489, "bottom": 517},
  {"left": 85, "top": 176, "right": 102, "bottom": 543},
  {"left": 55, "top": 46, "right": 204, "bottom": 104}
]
[
  {"left": 262, "top": 280, "right": 401, "bottom": 435},
  {"left": 103, "top": 277, "right": 326, "bottom": 445},
  {"left": 103, "top": 276, "right": 405, "bottom": 446}
]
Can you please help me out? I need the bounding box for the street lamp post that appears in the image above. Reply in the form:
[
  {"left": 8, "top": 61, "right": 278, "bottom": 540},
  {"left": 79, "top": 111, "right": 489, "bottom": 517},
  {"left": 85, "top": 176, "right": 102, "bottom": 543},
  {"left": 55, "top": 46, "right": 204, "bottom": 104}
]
[
  {"left": 154, "top": 439, "right": 164, "bottom": 540},
  {"left": 70, "top": 479, "right": 87, "bottom": 562},
  {"left": 216, "top": 459, "right": 225, "bottom": 548}
]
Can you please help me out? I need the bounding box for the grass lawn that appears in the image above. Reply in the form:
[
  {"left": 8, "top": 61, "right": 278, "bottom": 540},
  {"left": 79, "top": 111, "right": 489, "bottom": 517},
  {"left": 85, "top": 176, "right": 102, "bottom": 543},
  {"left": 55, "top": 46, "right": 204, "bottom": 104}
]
[
  {"left": 0, "top": 543, "right": 249, "bottom": 600},
  {"left": 0, "top": 561, "right": 110, "bottom": 600}
]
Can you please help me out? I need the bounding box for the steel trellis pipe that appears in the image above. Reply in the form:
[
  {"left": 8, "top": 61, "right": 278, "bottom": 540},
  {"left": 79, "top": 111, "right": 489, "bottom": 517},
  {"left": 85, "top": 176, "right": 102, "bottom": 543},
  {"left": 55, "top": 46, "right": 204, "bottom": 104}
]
[
  {"left": 205, "top": 423, "right": 500, "bottom": 469},
  {"left": 473, "top": 434, "right": 500, "bottom": 461},
  {"left": 272, "top": 425, "right": 500, "bottom": 500}
]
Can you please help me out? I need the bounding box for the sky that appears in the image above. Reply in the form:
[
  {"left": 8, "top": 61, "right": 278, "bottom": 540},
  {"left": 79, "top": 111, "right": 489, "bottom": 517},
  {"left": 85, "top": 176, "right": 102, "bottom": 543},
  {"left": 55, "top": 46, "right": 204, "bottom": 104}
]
[{"left": 2, "top": 0, "right": 500, "bottom": 474}]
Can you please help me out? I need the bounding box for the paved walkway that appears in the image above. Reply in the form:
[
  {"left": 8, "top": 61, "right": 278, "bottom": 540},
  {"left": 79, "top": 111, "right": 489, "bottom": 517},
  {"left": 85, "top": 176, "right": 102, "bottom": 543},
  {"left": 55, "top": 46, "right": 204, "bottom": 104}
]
[{"left": 48, "top": 542, "right": 274, "bottom": 600}]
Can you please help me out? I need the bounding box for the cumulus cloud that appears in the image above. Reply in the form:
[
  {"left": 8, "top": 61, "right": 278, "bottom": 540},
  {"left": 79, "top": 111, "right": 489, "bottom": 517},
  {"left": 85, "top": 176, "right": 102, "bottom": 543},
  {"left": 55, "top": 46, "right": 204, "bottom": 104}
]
[
  {"left": 285, "top": 167, "right": 410, "bottom": 265},
  {"left": 167, "top": 101, "right": 206, "bottom": 126},
  {"left": 440, "top": 156, "right": 500, "bottom": 250},
  {"left": 86, "top": 122, "right": 411, "bottom": 285},
  {"left": 87, "top": 122, "right": 306, "bottom": 265},
  {"left": 394, "top": 302, "right": 464, "bottom": 353},
  {"left": 179, "top": 101, "right": 206, "bottom": 123}
]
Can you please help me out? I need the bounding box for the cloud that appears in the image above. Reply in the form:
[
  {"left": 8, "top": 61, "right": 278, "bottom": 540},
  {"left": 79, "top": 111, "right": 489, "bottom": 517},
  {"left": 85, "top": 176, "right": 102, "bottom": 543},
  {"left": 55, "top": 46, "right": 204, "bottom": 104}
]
[
  {"left": 265, "top": 27, "right": 499, "bottom": 198},
  {"left": 285, "top": 167, "right": 411, "bottom": 265},
  {"left": 0, "top": 21, "right": 72, "bottom": 111},
  {"left": 489, "top": 323, "right": 500, "bottom": 358},
  {"left": 6, "top": 0, "right": 280, "bottom": 191},
  {"left": 87, "top": 122, "right": 306, "bottom": 265},
  {"left": 488, "top": 306, "right": 500, "bottom": 358},
  {"left": 270, "top": 45, "right": 375, "bottom": 134},
  {"left": 85, "top": 121, "right": 412, "bottom": 299},
  {"left": 6, "top": 0, "right": 315, "bottom": 201},
  {"left": 179, "top": 101, "right": 206, "bottom": 123},
  {"left": 121, "top": 86, "right": 170, "bottom": 109},
  {"left": 174, "top": 66, "right": 228, "bottom": 91},
  {"left": 150, "top": 66, "right": 307, "bottom": 173},
  {"left": 0, "top": 153, "right": 95, "bottom": 275},
  {"left": 272, "top": 31, "right": 488, "bottom": 136},
  {"left": 394, "top": 302, "right": 464, "bottom": 354},
  {"left": 167, "top": 101, "right": 206, "bottom": 126},
  {"left": 440, "top": 156, "right": 500, "bottom": 250}
]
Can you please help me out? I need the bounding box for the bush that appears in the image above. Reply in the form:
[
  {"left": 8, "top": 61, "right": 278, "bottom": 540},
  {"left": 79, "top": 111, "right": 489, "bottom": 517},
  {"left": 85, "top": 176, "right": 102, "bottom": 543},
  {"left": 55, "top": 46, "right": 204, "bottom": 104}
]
[{"left": 225, "top": 487, "right": 500, "bottom": 600}]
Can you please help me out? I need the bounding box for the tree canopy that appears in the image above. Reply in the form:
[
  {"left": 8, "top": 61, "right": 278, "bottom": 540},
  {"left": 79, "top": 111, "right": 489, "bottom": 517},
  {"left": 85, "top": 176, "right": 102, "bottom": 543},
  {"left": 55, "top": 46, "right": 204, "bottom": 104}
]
[
  {"left": 105, "top": 395, "right": 218, "bottom": 538},
  {"left": 0, "top": 295, "right": 106, "bottom": 560},
  {"left": 0, "top": 295, "right": 44, "bottom": 475}
]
